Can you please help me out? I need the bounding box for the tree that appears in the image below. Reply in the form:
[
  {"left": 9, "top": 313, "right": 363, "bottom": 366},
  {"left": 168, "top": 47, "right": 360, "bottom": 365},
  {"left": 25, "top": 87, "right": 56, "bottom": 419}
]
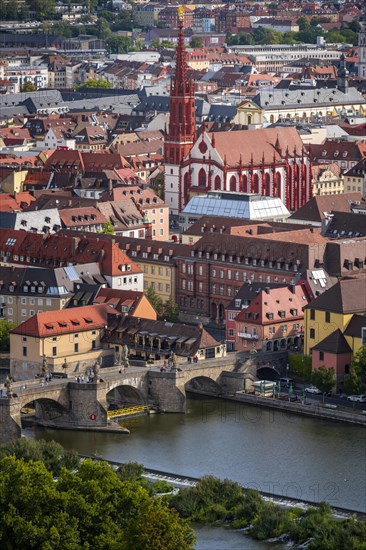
[
  {"left": 5, "top": 0, "right": 17, "bottom": 20},
  {"left": 152, "top": 172, "right": 165, "bottom": 200},
  {"left": 0, "top": 439, "right": 80, "bottom": 476},
  {"left": 31, "top": 0, "right": 56, "bottom": 19},
  {"left": 289, "top": 355, "right": 312, "bottom": 382},
  {"left": 311, "top": 365, "right": 335, "bottom": 400},
  {"left": 189, "top": 37, "right": 203, "bottom": 48},
  {"left": 344, "top": 346, "right": 366, "bottom": 395},
  {"left": 0, "top": 320, "right": 16, "bottom": 351},
  {"left": 146, "top": 286, "right": 164, "bottom": 317},
  {"left": 99, "top": 221, "right": 115, "bottom": 234},
  {"left": 21, "top": 81, "right": 37, "bottom": 92},
  {"left": 108, "top": 35, "right": 133, "bottom": 54},
  {"left": 81, "top": 78, "right": 112, "bottom": 88},
  {"left": 0, "top": 0, "right": 8, "bottom": 20},
  {"left": 0, "top": 456, "right": 195, "bottom": 550},
  {"left": 163, "top": 297, "right": 180, "bottom": 323}
]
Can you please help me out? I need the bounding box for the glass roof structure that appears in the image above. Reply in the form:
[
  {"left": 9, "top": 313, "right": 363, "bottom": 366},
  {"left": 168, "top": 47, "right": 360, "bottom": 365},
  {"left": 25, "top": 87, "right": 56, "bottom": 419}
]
[{"left": 183, "top": 192, "right": 289, "bottom": 220}]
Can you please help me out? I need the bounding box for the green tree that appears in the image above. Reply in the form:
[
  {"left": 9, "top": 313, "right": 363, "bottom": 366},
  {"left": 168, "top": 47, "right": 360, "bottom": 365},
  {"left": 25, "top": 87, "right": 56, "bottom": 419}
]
[
  {"left": 81, "top": 78, "right": 112, "bottom": 88},
  {"left": 0, "top": 439, "right": 80, "bottom": 476},
  {"left": 289, "top": 354, "right": 312, "bottom": 382},
  {"left": 0, "top": 456, "right": 195, "bottom": 550},
  {"left": 344, "top": 346, "right": 366, "bottom": 395},
  {"left": 96, "top": 16, "right": 112, "bottom": 38},
  {"left": 99, "top": 220, "right": 115, "bottom": 234},
  {"left": 108, "top": 35, "right": 133, "bottom": 54},
  {"left": 311, "top": 365, "right": 335, "bottom": 399},
  {"left": 0, "top": 0, "right": 8, "bottom": 19},
  {"left": 0, "top": 319, "right": 16, "bottom": 351},
  {"left": 190, "top": 37, "right": 204, "bottom": 48},
  {"left": 163, "top": 297, "right": 180, "bottom": 323},
  {"left": 146, "top": 286, "right": 164, "bottom": 317},
  {"left": 152, "top": 172, "right": 165, "bottom": 200},
  {"left": 21, "top": 81, "right": 37, "bottom": 92},
  {"left": 31, "top": 0, "right": 56, "bottom": 19},
  {"left": 116, "top": 461, "right": 144, "bottom": 482},
  {"left": 5, "top": 0, "right": 17, "bottom": 20}
]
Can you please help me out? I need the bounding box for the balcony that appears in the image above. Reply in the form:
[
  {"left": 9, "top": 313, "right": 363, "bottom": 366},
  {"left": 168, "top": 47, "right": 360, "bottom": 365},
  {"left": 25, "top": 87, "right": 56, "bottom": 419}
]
[{"left": 237, "top": 332, "right": 259, "bottom": 340}]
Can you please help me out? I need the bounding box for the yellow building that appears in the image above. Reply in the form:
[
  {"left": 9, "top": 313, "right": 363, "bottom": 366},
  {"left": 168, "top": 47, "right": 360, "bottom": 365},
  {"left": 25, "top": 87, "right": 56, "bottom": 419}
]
[
  {"left": 312, "top": 164, "right": 344, "bottom": 196},
  {"left": 0, "top": 170, "right": 28, "bottom": 194},
  {"left": 304, "top": 276, "right": 366, "bottom": 357},
  {"left": 10, "top": 304, "right": 114, "bottom": 380}
]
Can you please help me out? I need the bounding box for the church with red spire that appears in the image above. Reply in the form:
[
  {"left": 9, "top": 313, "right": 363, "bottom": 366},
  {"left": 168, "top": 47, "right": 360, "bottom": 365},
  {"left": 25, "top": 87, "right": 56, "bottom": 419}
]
[
  {"left": 164, "top": 6, "right": 196, "bottom": 215},
  {"left": 164, "top": 8, "right": 312, "bottom": 214}
]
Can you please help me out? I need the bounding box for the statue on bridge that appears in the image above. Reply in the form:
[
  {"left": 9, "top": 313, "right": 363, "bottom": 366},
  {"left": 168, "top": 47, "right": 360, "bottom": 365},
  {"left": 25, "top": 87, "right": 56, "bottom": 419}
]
[
  {"left": 122, "top": 344, "right": 129, "bottom": 370},
  {"left": 93, "top": 358, "right": 101, "bottom": 382},
  {"left": 4, "top": 376, "right": 13, "bottom": 399},
  {"left": 170, "top": 351, "right": 177, "bottom": 371},
  {"left": 114, "top": 347, "right": 122, "bottom": 366},
  {"left": 42, "top": 356, "right": 49, "bottom": 374}
]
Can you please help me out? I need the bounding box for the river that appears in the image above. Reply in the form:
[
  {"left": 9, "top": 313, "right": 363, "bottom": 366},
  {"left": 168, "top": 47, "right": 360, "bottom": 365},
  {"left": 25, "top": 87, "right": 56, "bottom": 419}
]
[{"left": 26, "top": 395, "right": 366, "bottom": 547}]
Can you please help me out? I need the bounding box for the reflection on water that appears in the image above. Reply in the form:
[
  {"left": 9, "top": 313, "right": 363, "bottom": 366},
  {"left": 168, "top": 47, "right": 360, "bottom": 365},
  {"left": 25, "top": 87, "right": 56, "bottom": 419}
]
[
  {"left": 194, "top": 525, "right": 283, "bottom": 550},
  {"left": 29, "top": 396, "right": 366, "bottom": 513}
]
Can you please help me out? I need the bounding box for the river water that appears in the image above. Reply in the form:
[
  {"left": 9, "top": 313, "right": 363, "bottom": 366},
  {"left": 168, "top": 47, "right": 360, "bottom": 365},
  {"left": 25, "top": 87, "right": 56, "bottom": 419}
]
[{"left": 27, "top": 395, "right": 366, "bottom": 548}]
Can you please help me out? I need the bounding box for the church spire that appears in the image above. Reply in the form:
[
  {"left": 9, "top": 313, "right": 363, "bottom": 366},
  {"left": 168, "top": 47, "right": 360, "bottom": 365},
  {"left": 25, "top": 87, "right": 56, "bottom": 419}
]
[{"left": 164, "top": 5, "right": 196, "bottom": 166}]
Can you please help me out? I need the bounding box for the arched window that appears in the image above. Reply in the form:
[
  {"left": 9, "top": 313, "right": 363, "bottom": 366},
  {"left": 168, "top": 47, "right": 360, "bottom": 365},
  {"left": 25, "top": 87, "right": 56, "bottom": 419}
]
[
  {"left": 214, "top": 175, "right": 221, "bottom": 190},
  {"left": 247, "top": 115, "right": 252, "bottom": 125},
  {"left": 264, "top": 172, "right": 270, "bottom": 195},
  {"left": 242, "top": 174, "right": 248, "bottom": 192},
  {"left": 229, "top": 175, "right": 236, "bottom": 192},
  {"left": 275, "top": 172, "right": 281, "bottom": 197},
  {"left": 253, "top": 173, "right": 259, "bottom": 193},
  {"left": 198, "top": 168, "right": 206, "bottom": 187}
]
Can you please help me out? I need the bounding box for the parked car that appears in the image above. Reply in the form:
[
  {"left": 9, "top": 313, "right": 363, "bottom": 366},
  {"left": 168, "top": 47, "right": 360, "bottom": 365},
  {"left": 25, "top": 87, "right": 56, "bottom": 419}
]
[
  {"left": 305, "top": 386, "right": 322, "bottom": 394},
  {"left": 347, "top": 395, "right": 366, "bottom": 402}
]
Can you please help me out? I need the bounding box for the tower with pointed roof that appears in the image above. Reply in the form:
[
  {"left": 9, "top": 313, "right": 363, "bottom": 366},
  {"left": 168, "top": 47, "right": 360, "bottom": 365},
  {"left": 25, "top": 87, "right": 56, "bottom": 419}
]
[
  {"left": 358, "top": 16, "right": 366, "bottom": 78},
  {"left": 164, "top": 6, "right": 196, "bottom": 215}
]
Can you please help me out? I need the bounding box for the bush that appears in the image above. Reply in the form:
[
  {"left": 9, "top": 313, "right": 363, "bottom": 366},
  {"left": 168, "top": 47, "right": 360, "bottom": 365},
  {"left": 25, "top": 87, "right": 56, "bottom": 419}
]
[
  {"left": 116, "top": 461, "right": 144, "bottom": 482},
  {"left": 250, "top": 501, "right": 295, "bottom": 540}
]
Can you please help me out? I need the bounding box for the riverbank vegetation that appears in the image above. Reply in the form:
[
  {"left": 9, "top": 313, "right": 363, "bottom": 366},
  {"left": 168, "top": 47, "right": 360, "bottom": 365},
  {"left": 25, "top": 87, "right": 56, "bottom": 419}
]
[
  {"left": 169, "top": 476, "right": 366, "bottom": 549},
  {"left": 0, "top": 441, "right": 194, "bottom": 550}
]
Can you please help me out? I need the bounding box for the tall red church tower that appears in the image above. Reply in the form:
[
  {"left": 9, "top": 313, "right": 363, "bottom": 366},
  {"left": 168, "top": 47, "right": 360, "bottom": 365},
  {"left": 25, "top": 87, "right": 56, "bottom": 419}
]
[{"left": 164, "top": 6, "right": 196, "bottom": 215}]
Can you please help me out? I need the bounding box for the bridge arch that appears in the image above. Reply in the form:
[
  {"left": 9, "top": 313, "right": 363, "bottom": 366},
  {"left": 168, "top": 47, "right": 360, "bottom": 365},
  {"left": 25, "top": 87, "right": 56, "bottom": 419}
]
[
  {"left": 20, "top": 396, "right": 70, "bottom": 428},
  {"left": 185, "top": 375, "right": 222, "bottom": 396},
  {"left": 106, "top": 384, "right": 146, "bottom": 408}
]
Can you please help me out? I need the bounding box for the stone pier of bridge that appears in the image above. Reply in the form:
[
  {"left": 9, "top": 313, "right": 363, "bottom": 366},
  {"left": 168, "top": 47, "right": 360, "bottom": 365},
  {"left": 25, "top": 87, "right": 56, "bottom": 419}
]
[{"left": 0, "top": 357, "right": 248, "bottom": 444}]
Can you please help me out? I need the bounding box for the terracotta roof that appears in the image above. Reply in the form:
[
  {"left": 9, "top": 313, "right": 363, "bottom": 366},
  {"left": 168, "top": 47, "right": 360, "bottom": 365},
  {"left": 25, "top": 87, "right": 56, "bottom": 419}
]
[
  {"left": 60, "top": 207, "right": 107, "bottom": 227},
  {"left": 304, "top": 276, "right": 366, "bottom": 314},
  {"left": 235, "top": 285, "right": 308, "bottom": 325},
  {"left": 312, "top": 329, "right": 352, "bottom": 354},
  {"left": 0, "top": 229, "right": 142, "bottom": 277},
  {"left": 93, "top": 287, "right": 156, "bottom": 317},
  {"left": 207, "top": 127, "right": 304, "bottom": 166},
  {"left": 11, "top": 304, "right": 113, "bottom": 338},
  {"left": 0, "top": 192, "right": 35, "bottom": 212}
]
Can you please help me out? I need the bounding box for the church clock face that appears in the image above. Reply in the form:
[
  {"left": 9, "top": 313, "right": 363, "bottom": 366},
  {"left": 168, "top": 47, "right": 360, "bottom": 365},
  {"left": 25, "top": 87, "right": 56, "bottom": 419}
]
[{"left": 199, "top": 141, "right": 208, "bottom": 154}]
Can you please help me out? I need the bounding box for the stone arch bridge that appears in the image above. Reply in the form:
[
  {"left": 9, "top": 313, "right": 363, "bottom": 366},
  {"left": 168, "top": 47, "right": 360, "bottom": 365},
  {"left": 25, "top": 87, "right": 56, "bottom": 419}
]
[{"left": 0, "top": 359, "right": 246, "bottom": 444}]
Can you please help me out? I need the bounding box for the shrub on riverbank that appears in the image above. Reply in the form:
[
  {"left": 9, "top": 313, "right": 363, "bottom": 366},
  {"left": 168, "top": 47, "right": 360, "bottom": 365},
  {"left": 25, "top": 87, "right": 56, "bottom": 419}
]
[{"left": 169, "top": 476, "right": 366, "bottom": 549}]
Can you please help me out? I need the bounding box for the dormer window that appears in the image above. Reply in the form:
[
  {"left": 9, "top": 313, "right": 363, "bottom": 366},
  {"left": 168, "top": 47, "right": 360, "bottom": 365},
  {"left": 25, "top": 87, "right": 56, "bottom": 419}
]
[{"left": 334, "top": 151, "right": 339, "bottom": 157}]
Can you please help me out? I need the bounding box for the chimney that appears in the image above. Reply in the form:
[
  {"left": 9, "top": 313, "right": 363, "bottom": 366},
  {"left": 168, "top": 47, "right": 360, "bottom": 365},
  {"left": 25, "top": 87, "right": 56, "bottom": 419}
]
[{"left": 264, "top": 287, "right": 270, "bottom": 294}]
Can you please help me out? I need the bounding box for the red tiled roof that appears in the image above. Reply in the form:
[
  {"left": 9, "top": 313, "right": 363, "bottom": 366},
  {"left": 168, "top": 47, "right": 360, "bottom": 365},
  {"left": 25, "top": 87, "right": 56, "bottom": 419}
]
[
  {"left": 0, "top": 192, "right": 35, "bottom": 212},
  {"left": 208, "top": 127, "right": 304, "bottom": 166},
  {"left": 235, "top": 285, "right": 308, "bottom": 325},
  {"left": 60, "top": 207, "right": 107, "bottom": 227},
  {"left": 11, "top": 304, "right": 114, "bottom": 338}
]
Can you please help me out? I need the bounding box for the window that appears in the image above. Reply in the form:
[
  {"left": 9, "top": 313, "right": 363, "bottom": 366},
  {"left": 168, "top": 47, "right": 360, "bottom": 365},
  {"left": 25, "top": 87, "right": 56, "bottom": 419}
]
[
  {"left": 21, "top": 297, "right": 27, "bottom": 305},
  {"left": 22, "top": 347, "right": 27, "bottom": 357},
  {"left": 22, "top": 337, "right": 27, "bottom": 342},
  {"left": 8, "top": 308, "right": 12, "bottom": 315},
  {"left": 8, "top": 297, "right": 13, "bottom": 304},
  {"left": 325, "top": 311, "right": 330, "bottom": 323},
  {"left": 74, "top": 343, "right": 79, "bottom": 353},
  {"left": 46, "top": 299, "right": 52, "bottom": 306},
  {"left": 92, "top": 340, "right": 96, "bottom": 349},
  {"left": 30, "top": 298, "right": 35, "bottom": 305},
  {"left": 229, "top": 329, "right": 234, "bottom": 337},
  {"left": 52, "top": 347, "right": 57, "bottom": 356},
  {"left": 21, "top": 309, "right": 27, "bottom": 317},
  {"left": 310, "top": 328, "right": 315, "bottom": 339},
  {"left": 310, "top": 309, "right": 315, "bottom": 320},
  {"left": 319, "top": 351, "right": 324, "bottom": 361}
]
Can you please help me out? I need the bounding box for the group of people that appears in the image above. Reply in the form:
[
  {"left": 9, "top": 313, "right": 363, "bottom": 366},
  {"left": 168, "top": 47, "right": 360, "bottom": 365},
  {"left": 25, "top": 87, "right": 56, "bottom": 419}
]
[
  {"left": 75, "top": 369, "right": 95, "bottom": 384},
  {"left": 40, "top": 373, "right": 53, "bottom": 386},
  {"left": 187, "top": 356, "right": 198, "bottom": 364}
]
